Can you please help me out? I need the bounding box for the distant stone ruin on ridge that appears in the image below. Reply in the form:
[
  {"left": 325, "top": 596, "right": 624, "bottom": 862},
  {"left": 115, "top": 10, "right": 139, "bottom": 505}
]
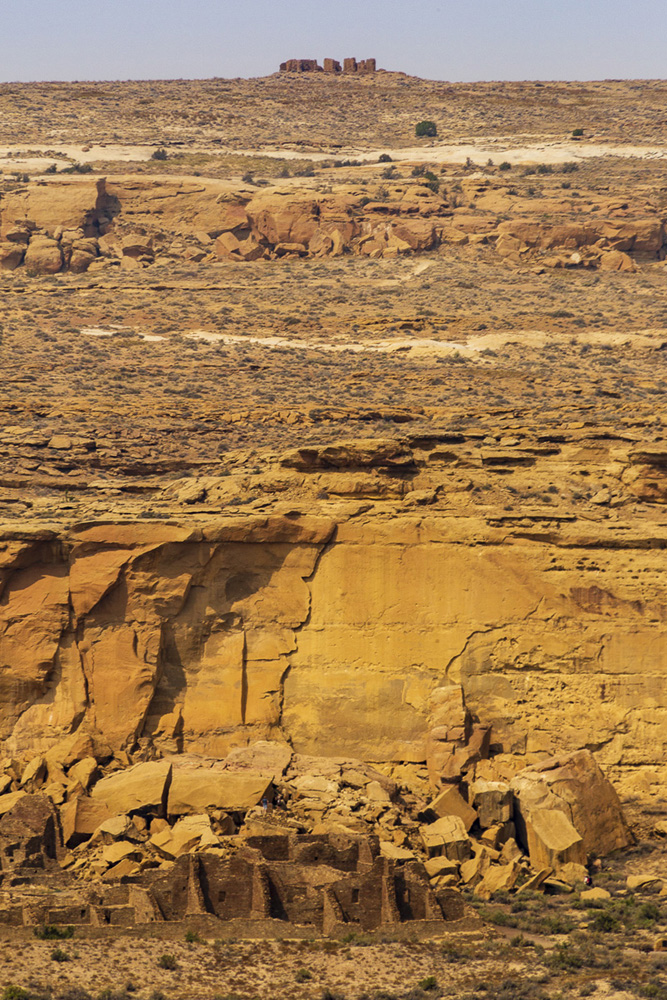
[{"left": 279, "top": 57, "right": 376, "bottom": 74}]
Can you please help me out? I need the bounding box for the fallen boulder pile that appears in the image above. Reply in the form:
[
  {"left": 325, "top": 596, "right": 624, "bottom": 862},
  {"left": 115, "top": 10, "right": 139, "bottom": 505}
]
[
  {"left": 0, "top": 693, "right": 636, "bottom": 934},
  {"left": 2, "top": 176, "right": 665, "bottom": 273}
]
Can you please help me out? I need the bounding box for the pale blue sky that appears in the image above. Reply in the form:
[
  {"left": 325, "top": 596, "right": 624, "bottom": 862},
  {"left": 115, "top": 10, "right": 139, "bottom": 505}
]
[{"left": 5, "top": 0, "right": 667, "bottom": 82}]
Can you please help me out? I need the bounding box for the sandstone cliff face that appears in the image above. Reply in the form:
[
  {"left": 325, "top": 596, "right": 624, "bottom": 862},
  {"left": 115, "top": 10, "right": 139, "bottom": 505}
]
[
  {"left": 1, "top": 510, "right": 665, "bottom": 800},
  {"left": 0, "top": 516, "right": 333, "bottom": 760}
]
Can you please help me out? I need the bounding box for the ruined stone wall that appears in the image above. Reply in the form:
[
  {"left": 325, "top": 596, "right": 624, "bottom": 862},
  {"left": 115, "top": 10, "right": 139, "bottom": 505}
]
[
  {"left": 1, "top": 513, "right": 666, "bottom": 798},
  {"left": 279, "top": 58, "right": 376, "bottom": 74}
]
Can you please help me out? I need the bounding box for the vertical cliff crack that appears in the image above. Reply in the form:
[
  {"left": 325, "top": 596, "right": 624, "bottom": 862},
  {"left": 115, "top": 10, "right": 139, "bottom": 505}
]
[
  {"left": 277, "top": 524, "right": 338, "bottom": 734},
  {"left": 240, "top": 630, "right": 248, "bottom": 726},
  {"left": 444, "top": 626, "right": 498, "bottom": 679}
]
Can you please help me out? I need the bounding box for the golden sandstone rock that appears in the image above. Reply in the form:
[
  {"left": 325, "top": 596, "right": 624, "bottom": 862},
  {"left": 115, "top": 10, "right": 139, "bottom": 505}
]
[
  {"left": 91, "top": 760, "right": 172, "bottom": 815},
  {"left": 511, "top": 750, "right": 632, "bottom": 857},
  {"left": 0, "top": 512, "right": 664, "bottom": 805},
  {"left": 3, "top": 175, "right": 662, "bottom": 272}
]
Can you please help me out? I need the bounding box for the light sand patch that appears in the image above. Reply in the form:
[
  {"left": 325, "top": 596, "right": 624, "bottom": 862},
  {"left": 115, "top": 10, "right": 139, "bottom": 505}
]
[
  {"left": 81, "top": 325, "right": 165, "bottom": 341},
  {"left": 185, "top": 327, "right": 667, "bottom": 358},
  {"left": 231, "top": 140, "right": 667, "bottom": 165},
  {"left": 4, "top": 138, "right": 667, "bottom": 174}
]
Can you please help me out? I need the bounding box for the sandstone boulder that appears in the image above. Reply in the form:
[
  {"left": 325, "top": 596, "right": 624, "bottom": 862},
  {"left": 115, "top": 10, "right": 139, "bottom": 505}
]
[
  {"left": 420, "top": 815, "right": 471, "bottom": 861},
  {"left": 627, "top": 874, "right": 664, "bottom": 892},
  {"left": 224, "top": 742, "right": 293, "bottom": 778},
  {"left": 474, "top": 860, "right": 521, "bottom": 899},
  {"left": 0, "top": 178, "right": 107, "bottom": 236},
  {"left": 150, "top": 813, "right": 219, "bottom": 858},
  {"left": 391, "top": 219, "right": 437, "bottom": 251},
  {"left": 0, "top": 243, "right": 25, "bottom": 270},
  {"left": 599, "top": 250, "right": 636, "bottom": 272},
  {"left": 61, "top": 796, "right": 111, "bottom": 847},
  {"left": 511, "top": 749, "right": 631, "bottom": 857},
  {"left": 247, "top": 193, "right": 321, "bottom": 247},
  {"left": 470, "top": 780, "right": 513, "bottom": 829},
  {"left": 523, "top": 808, "right": 586, "bottom": 870},
  {"left": 0, "top": 791, "right": 27, "bottom": 817},
  {"left": 167, "top": 766, "right": 272, "bottom": 815},
  {"left": 68, "top": 249, "right": 96, "bottom": 273},
  {"left": 212, "top": 200, "right": 250, "bottom": 234},
  {"left": 581, "top": 887, "right": 611, "bottom": 902},
  {"left": 24, "top": 239, "right": 63, "bottom": 275},
  {"left": 67, "top": 756, "right": 99, "bottom": 792},
  {"left": 380, "top": 841, "right": 416, "bottom": 861},
  {"left": 460, "top": 850, "right": 492, "bottom": 887},
  {"left": 122, "top": 234, "right": 153, "bottom": 259},
  {"left": 427, "top": 785, "right": 477, "bottom": 831},
  {"left": 91, "top": 760, "right": 172, "bottom": 816},
  {"left": 2, "top": 225, "right": 30, "bottom": 244},
  {"left": 424, "top": 856, "right": 459, "bottom": 879}
]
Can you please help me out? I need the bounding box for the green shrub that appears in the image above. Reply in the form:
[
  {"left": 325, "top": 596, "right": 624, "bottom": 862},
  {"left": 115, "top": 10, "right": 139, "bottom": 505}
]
[
  {"left": 51, "top": 947, "right": 70, "bottom": 962},
  {"left": 561, "top": 161, "right": 579, "bottom": 172},
  {"left": 637, "top": 901, "right": 662, "bottom": 926},
  {"left": 378, "top": 153, "right": 393, "bottom": 162},
  {"left": 536, "top": 163, "right": 553, "bottom": 174},
  {"left": 184, "top": 929, "right": 203, "bottom": 943},
  {"left": 590, "top": 910, "right": 619, "bottom": 933},
  {"left": 45, "top": 163, "right": 58, "bottom": 174},
  {"left": 295, "top": 969, "right": 313, "bottom": 982},
  {"left": 572, "top": 128, "right": 584, "bottom": 136},
  {"left": 499, "top": 161, "right": 512, "bottom": 170},
  {"left": 151, "top": 148, "right": 168, "bottom": 161},
  {"left": 61, "top": 162, "right": 93, "bottom": 174},
  {"left": 381, "top": 166, "right": 397, "bottom": 179},
  {"left": 541, "top": 913, "right": 576, "bottom": 934},
  {"left": 547, "top": 943, "right": 584, "bottom": 970},
  {"left": 1, "top": 988, "right": 30, "bottom": 1000},
  {"left": 418, "top": 977, "right": 438, "bottom": 991},
  {"left": 34, "top": 924, "right": 74, "bottom": 940},
  {"left": 157, "top": 954, "right": 177, "bottom": 970},
  {"left": 415, "top": 120, "right": 437, "bottom": 138}
]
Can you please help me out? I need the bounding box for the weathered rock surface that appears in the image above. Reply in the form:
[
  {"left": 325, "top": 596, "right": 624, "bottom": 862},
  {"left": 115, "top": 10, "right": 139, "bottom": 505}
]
[
  {"left": 0, "top": 510, "right": 666, "bottom": 803},
  {"left": 91, "top": 760, "right": 172, "bottom": 815},
  {"left": 6, "top": 169, "right": 662, "bottom": 274},
  {"left": 511, "top": 750, "right": 633, "bottom": 860},
  {"left": 167, "top": 766, "right": 272, "bottom": 815}
]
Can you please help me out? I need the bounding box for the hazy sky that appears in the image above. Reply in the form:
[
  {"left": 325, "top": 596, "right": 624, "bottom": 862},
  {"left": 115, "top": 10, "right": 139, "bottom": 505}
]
[{"left": 5, "top": 0, "right": 667, "bottom": 83}]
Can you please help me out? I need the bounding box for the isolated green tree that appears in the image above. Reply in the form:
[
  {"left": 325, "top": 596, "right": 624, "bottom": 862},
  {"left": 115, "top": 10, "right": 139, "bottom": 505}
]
[{"left": 415, "top": 120, "right": 437, "bottom": 138}]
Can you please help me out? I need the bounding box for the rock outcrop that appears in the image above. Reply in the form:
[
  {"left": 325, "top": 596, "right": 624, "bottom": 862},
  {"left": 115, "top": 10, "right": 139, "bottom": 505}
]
[{"left": 3, "top": 175, "right": 665, "bottom": 273}]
